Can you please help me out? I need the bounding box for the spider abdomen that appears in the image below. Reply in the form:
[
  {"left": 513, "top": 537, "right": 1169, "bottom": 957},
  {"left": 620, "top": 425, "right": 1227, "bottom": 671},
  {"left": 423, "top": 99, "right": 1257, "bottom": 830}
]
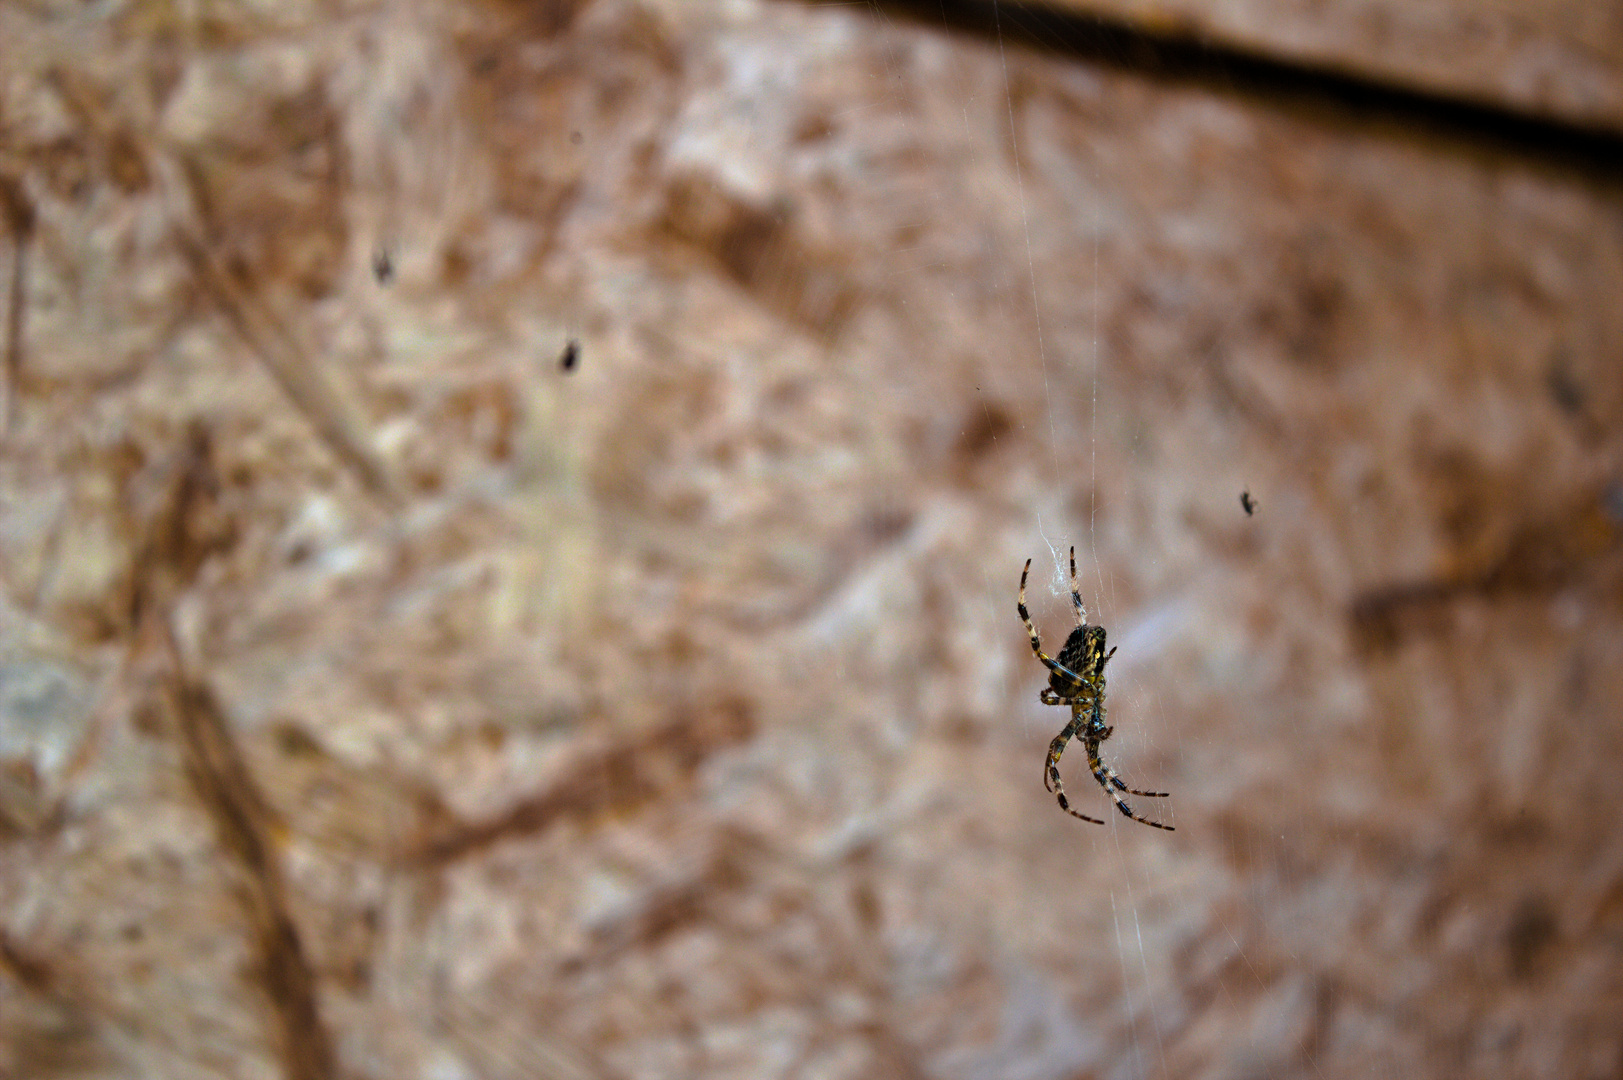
[{"left": 1055, "top": 624, "right": 1109, "bottom": 685}]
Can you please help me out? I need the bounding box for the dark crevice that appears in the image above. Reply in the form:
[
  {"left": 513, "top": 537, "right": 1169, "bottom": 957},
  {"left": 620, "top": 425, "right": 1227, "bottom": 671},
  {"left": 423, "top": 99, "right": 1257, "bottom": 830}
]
[
  {"left": 407, "top": 697, "right": 756, "bottom": 866},
  {"left": 126, "top": 423, "right": 335, "bottom": 1080},
  {"left": 826, "top": 0, "right": 1623, "bottom": 182},
  {"left": 166, "top": 673, "right": 336, "bottom": 1080}
]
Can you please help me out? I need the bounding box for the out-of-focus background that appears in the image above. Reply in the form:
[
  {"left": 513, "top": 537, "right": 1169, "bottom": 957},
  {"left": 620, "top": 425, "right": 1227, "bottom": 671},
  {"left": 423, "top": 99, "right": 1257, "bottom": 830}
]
[{"left": 1, "top": 1, "right": 1620, "bottom": 1078}]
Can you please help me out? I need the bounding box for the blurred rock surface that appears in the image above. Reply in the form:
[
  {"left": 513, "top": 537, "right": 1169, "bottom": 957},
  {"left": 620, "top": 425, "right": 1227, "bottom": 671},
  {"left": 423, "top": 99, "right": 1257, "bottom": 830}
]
[{"left": 0, "top": 1, "right": 1620, "bottom": 1079}]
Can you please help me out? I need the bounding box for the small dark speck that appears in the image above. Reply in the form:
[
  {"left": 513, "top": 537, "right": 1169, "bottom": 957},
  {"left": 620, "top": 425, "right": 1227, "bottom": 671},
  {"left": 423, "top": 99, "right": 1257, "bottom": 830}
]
[
  {"left": 1545, "top": 358, "right": 1585, "bottom": 417},
  {"left": 570, "top": 130, "right": 583, "bottom": 145},
  {"left": 1602, "top": 482, "right": 1623, "bottom": 525},
  {"left": 1240, "top": 490, "right": 1257, "bottom": 516},
  {"left": 372, "top": 248, "right": 393, "bottom": 284},
  {"left": 1505, "top": 894, "right": 1558, "bottom": 980},
  {"left": 559, "top": 339, "right": 580, "bottom": 372}
]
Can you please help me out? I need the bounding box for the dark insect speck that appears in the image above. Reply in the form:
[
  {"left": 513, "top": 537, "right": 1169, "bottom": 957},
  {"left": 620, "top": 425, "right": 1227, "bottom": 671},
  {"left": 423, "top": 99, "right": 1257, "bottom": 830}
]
[
  {"left": 372, "top": 248, "right": 393, "bottom": 285},
  {"left": 1240, "top": 491, "right": 1257, "bottom": 516},
  {"left": 559, "top": 339, "right": 580, "bottom": 372}
]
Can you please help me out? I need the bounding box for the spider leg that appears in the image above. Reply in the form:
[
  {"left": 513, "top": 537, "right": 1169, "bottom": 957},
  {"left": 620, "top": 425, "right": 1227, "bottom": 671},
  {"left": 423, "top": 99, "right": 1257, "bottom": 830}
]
[
  {"left": 1109, "top": 775, "right": 1171, "bottom": 798},
  {"left": 1087, "top": 741, "right": 1175, "bottom": 830},
  {"left": 1044, "top": 721, "right": 1067, "bottom": 793},
  {"left": 1068, "top": 545, "right": 1086, "bottom": 625},
  {"left": 1045, "top": 715, "right": 1105, "bottom": 824},
  {"left": 1092, "top": 722, "right": 1167, "bottom": 796},
  {"left": 1019, "top": 560, "right": 1090, "bottom": 685}
]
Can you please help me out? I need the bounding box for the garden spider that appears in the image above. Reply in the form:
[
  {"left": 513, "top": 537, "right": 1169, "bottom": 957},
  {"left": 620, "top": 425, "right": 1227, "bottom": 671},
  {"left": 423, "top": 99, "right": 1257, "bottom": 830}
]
[{"left": 1018, "top": 547, "right": 1174, "bottom": 831}]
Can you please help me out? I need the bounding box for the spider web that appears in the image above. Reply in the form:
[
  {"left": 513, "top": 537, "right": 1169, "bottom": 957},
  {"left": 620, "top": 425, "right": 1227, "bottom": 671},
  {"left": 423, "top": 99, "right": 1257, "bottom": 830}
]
[
  {"left": 984, "top": 16, "right": 1197, "bottom": 1079},
  {"left": 831, "top": 5, "right": 1331, "bottom": 1079}
]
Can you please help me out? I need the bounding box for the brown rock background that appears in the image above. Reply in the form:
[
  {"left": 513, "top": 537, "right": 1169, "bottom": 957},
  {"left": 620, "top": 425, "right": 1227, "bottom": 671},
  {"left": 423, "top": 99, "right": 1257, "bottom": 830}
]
[{"left": 1, "top": 1, "right": 1620, "bottom": 1079}]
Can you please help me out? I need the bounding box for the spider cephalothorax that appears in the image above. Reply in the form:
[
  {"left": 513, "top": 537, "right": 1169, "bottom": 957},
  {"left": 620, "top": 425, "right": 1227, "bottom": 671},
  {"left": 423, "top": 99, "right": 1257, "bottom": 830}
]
[{"left": 1018, "top": 547, "right": 1174, "bottom": 831}]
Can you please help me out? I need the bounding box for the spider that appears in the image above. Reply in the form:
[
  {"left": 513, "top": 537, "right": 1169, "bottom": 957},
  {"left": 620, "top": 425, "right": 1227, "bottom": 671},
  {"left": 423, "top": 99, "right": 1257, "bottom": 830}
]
[{"left": 1018, "top": 547, "right": 1174, "bottom": 831}]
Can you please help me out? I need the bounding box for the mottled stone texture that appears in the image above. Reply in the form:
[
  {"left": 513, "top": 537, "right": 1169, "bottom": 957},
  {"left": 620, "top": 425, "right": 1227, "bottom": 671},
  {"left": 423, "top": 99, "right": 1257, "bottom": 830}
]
[{"left": 1, "top": 1, "right": 1620, "bottom": 1079}]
